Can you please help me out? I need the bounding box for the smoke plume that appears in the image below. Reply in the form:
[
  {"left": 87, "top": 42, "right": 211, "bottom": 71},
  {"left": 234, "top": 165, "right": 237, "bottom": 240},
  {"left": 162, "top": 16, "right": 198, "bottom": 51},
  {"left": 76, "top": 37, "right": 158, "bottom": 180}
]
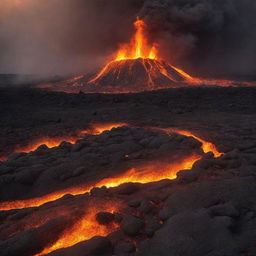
[{"left": 0, "top": 0, "right": 255, "bottom": 78}]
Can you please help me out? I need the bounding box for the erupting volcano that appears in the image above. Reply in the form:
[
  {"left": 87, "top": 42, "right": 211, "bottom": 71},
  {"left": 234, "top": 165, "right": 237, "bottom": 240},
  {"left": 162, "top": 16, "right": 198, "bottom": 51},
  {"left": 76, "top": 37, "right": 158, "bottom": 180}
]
[
  {"left": 88, "top": 18, "right": 198, "bottom": 91},
  {"left": 41, "top": 18, "right": 199, "bottom": 93},
  {"left": 37, "top": 17, "right": 256, "bottom": 93}
]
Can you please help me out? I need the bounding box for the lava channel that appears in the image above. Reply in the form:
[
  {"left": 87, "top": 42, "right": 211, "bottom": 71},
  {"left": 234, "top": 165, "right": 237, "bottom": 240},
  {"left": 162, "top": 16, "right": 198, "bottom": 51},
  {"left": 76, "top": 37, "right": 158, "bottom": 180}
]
[
  {"left": 0, "top": 123, "right": 222, "bottom": 211},
  {"left": 35, "top": 202, "right": 120, "bottom": 256},
  {"left": 0, "top": 123, "right": 127, "bottom": 162}
]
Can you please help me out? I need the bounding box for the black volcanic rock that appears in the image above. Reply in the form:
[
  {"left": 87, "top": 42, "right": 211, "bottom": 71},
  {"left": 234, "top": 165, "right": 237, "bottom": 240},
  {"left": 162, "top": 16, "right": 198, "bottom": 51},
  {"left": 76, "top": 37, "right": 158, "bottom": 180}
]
[
  {"left": 1, "top": 87, "right": 256, "bottom": 256},
  {"left": 39, "top": 58, "right": 193, "bottom": 93},
  {"left": 88, "top": 58, "right": 188, "bottom": 89},
  {"left": 0, "top": 127, "right": 202, "bottom": 202}
]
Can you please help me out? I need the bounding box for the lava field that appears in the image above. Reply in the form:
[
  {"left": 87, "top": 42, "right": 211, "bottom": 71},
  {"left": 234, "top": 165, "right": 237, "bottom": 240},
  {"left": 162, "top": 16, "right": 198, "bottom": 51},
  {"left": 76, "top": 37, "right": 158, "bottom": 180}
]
[{"left": 0, "top": 86, "right": 256, "bottom": 256}]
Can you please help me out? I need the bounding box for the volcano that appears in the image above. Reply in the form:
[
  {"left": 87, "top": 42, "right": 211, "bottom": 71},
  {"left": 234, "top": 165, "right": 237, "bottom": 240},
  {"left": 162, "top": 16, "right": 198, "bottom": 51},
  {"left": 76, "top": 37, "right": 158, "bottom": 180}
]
[
  {"left": 87, "top": 58, "right": 195, "bottom": 90},
  {"left": 38, "top": 18, "right": 199, "bottom": 93},
  {"left": 86, "top": 18, "right": 198, "bottom": 92}
]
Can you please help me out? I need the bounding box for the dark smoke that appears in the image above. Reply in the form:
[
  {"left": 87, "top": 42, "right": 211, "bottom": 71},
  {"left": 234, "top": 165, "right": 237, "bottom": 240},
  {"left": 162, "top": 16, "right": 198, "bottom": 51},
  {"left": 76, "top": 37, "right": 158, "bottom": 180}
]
[
  {"left": 140, "top": 0, "right": 256, "bottom": 77},
  {"left": 0, "top": 0, "right": 255, "bottom": 79}
]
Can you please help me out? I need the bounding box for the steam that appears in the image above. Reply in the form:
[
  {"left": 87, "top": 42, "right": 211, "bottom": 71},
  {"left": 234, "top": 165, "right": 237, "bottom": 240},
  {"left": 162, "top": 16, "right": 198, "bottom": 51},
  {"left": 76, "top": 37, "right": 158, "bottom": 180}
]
[{"left": 0, "top": 0, "right": 255, "bottom": 78}]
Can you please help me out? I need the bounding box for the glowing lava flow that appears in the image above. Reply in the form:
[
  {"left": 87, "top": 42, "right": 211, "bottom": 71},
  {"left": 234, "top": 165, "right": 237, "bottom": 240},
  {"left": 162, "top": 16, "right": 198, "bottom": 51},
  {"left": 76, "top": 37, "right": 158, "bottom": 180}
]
[
  {"left": 0, "top": 155, "right": 200, "bottom": 212},
  {"left": 0, "top": 137, "right": 81, "bottom": 163},
  {"left": 95, "top": 155, "right": 202, "bottom": 188},
  {"left": 15, "top": 137, "right": 78, "bottom": 153},
  {"left": 0, "top": 123, "right": 126, "bottom": 162},
  {"left": 88, "top": 18, "right": 198, "bottom": 86},
  {"left": 0, "top": 123, "right": 222, "bottom": 212},
  {"left": 82, "top": 122, "right": 128, "bottom": 135},
  {"left": 35, "top": 155, "right": 200, "bottom": 255},
  {"left": 35, "top": 203, "right": 120, "bottom": 256},
  {"left": 158, "top": 128, "right": 223, "bottom": 158}
]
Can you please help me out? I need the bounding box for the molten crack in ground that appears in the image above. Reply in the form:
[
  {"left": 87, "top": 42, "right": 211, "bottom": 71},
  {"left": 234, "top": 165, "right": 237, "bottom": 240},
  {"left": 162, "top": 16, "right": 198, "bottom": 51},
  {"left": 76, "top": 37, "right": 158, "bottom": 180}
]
[
  {"left": 0, "top": 123, "right": 223, "bottom": 256},
  {"left": 35, "top": 201, "right": 121, "bottom": 256},
  {"left": 0, "top": 122, "right": 222, "bottom": 211}
]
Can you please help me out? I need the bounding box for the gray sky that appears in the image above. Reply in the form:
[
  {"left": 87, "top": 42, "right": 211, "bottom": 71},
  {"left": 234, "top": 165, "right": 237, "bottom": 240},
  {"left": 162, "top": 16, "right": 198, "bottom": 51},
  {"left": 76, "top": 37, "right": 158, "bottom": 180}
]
[{"left": 0, "top": 0, "right": 255, "bottom": 78}]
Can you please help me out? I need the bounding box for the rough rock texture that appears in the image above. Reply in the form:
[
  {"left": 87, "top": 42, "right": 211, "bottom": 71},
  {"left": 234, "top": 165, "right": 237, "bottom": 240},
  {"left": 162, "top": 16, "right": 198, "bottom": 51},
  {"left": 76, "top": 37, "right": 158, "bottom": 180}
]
[
  {"left": 0, "top": 87, "right": 256, "bottom": 256},
  {"left": 0, "top": 127, "right": 202, "bottom": 201}
]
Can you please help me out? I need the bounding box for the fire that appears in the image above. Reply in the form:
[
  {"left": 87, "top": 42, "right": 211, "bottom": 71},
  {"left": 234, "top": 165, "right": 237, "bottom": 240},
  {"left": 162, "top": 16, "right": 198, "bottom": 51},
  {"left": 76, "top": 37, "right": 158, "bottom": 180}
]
[
  {"left": 116, "top": 18, "right": 157, "bottom": 61},
  {"left": 88, "top": 18, "right": 199, "bottom": 87},
  {"left": 36, "top": 203, "right": 120, "bottom": 256},
  {"left": 34, "top": 155, "right": 200, "bottom": 255}
]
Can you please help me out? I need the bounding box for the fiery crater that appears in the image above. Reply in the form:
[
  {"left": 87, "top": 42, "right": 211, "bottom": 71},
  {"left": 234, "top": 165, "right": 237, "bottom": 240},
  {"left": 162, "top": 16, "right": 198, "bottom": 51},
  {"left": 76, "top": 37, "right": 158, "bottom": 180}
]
[{"left": 88, "top": 18, "right": 199, "bottom": 90}]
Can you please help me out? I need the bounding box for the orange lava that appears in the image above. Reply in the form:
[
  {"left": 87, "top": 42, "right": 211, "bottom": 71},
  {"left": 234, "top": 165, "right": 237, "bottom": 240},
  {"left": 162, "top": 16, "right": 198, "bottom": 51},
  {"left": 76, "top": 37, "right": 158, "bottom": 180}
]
[
  {"left": 158, "top": 127, "right": 223, "bottom": 157},
  {"left": 95, "top": 154, "right": 202, "bottom": 188},
  {"left": 116, "top": 17, "right": 157, "bottom": 61},
  {"left": 36, "top": 203, "right": 120, "bottom": 256},
  {"left": 0, "top": 123, "right": 222, "bottom": 212},
  {"left": 1, "top": 123, "right": 126, "bottom": 162},
  {"left": 14, "top": 137, "right": 79, "bottom": 153},
  {"left": 88, "top": 18, "right": 198, "bottom": 85},
  {"left": 82, "top": 122, "right": 128, "bottom": 135},
  {"left": 0, "top": 123, "right": 224, "bottom": 254},
  {"left": 0, "top": 154, "right": 200, "bottom": 212}
]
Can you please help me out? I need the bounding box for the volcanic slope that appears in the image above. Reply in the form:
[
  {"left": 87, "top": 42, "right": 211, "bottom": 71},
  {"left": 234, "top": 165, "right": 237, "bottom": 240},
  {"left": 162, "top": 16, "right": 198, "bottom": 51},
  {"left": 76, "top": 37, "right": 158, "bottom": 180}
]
[
  {"left": 37, "top": 18, "right": 199, "bottom": 93},
  {"left": 89, "top": 58, "right": 195, "bottom": 89}
]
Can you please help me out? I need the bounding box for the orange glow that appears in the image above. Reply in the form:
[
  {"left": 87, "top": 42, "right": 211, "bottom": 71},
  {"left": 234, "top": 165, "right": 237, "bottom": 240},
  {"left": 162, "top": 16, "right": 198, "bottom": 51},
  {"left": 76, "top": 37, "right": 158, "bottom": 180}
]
[
  {"left": 36, "top": 203, "right": 120, "bottom": 256},
  {"left": 1, "top": 123, "right": 126, "bottom": 162},
  {"left": 88, "top": 18, "right": 199, "bottom": 86},
  {"left": 175, "top": 130, "right": 222, "bottom": 157},
  {"left": 14, "top": 137, "right": 78, "bottom": 153},
  {"left": 94, "top": 155, "right": 202, "bottom": 188},
  {"left": 116, "top": 18, "right": 157, "bottom": 61},
  {"left": 171, "top": 66, "right": 201, "bottom": 84},
  {"left": 0, "top": 155, "right": 200, "bottom": 212},
  {"left": 0, "top": 123, "right": 222, "bottom": 211},
  {"left": 82, "top": 122, "right": 128, "bottom": 135},
  {"left": 158, "top": 128, "right": 223, "bottom": 158}
]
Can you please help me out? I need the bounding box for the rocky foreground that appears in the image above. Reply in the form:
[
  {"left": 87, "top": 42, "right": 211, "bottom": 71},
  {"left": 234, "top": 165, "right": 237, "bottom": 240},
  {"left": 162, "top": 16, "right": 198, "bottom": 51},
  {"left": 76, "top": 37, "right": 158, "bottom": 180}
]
[{"left": 0, "top": 87, "right": 256, "bottom": 256}]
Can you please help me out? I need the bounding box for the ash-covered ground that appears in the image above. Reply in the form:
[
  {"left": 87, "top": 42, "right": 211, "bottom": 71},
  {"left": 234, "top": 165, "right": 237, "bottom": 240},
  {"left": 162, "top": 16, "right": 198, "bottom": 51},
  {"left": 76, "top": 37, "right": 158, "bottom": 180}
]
[{"left": 1, "top": 86, "right": 256, "bottom": 256}]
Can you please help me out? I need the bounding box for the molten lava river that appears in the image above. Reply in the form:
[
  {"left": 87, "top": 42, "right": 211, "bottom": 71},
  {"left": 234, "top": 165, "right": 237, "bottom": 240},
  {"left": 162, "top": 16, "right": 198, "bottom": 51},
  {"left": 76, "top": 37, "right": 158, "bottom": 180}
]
[{"left": 0, "top": 122, "right": 223, "bottom": 256}]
